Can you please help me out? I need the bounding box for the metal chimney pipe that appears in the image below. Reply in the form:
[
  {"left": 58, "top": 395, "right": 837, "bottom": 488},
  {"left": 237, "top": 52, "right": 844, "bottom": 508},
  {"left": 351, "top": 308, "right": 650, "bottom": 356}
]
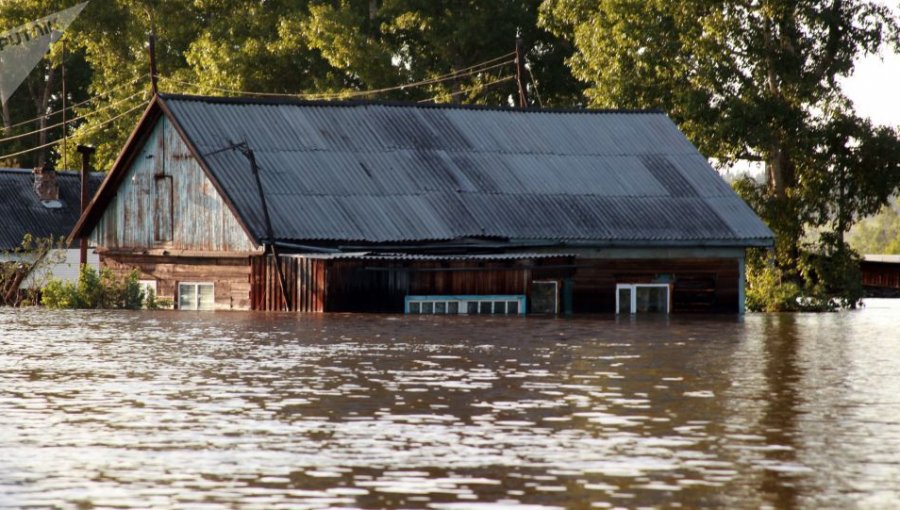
[{"left": 76, "top": 145, "right": 96, "bottom": 266}]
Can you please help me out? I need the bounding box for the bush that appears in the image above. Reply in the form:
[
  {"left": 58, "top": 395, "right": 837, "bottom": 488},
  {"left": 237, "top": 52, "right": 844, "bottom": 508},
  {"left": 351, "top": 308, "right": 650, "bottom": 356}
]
[
  {"left": 745, "top": 263, "right": 802, "bottom": 312},
  {"left": 40, "top": 279, "right": 78, "bottom": 309},
  {"left": 42, "top": 266, "right": 146, "bottom": 310}
]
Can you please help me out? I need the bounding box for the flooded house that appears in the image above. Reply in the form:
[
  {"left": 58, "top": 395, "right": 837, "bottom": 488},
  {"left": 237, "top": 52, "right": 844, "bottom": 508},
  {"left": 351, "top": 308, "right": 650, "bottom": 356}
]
[
  {"left": 1, "top": 166, "right": 102, "bottom": 297},
  {"left": 70, "top": 94, "right": 773, "bottom": 314}
]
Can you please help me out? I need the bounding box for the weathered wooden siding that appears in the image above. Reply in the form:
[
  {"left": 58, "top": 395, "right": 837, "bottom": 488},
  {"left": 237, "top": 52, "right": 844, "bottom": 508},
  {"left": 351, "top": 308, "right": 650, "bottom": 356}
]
[
  {"left": 861, "top": 260, "right": 900, "bottom": 289},
  {"left": 90, "top": 116, "right": 257, "bottom": 253},
  {"left": 101, "top": 253, "right": 252, "bottom": 310},
  {"left": 284, "top": 256, "right": 572, "bottom": 313},
  {"left": 250, "top": 255, "right": 299, "bottom": 311},
  {"left": 571, "top": 258, "right": 740, "bottom": 313}
]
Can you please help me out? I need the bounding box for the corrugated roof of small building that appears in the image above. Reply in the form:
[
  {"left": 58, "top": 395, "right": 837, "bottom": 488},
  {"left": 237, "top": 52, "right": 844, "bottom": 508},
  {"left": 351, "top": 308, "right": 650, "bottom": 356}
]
[{"left": 0, "top": 168, "right": 103, "bottom": 250}]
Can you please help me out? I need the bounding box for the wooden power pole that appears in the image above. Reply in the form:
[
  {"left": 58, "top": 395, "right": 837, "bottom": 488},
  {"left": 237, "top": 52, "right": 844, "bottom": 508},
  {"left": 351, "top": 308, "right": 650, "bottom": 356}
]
[
  {"left": 148, "top": 30, "right": 159, "bottom": 95},
  {"left": 515, "top": 34, "right": 529, "bottom": 108}
]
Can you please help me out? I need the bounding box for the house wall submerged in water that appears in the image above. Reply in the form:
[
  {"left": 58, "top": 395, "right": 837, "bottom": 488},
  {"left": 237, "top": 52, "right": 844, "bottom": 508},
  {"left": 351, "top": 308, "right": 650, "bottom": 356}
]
[{"left": 71, "top": 94, "right": 772, "bottom": 314}]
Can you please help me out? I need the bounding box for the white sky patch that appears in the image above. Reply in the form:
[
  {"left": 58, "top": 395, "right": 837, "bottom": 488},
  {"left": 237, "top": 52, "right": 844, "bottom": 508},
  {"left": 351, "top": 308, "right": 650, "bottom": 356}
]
[
  {"left": 841, "top": 1, "right": 900, "bottom": 128},
  {"left": 841, "top": 46, "right": 900, "bottom": 128}
]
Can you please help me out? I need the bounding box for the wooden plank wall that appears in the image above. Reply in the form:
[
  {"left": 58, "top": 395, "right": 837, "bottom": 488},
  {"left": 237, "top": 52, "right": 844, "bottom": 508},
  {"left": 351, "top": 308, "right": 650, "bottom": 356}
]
[
  {"left": 101, "top": 254, "right": 252, "bottom": 310},
  {"left": 296, "top": 257, "right": 327, "bottom": 312},
  {"left": 571, "top": 258, "right": 740, "bottom": 313},
  {"left": 319, "top": 257, "right": 573, "bottom": 313},
  {"left": 90, "top": 116, "right": 256, "bottom": 253},
  {"left": 861, "top": 261, "right": 900, "bottom": 289},
  {"left": 250, "top": 255, "right": 299, "bottom": 311}
]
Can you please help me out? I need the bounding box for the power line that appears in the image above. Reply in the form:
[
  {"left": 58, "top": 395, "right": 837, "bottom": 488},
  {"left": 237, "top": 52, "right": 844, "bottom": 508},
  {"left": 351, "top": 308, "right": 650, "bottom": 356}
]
[
  {"left": 157, "top": 54, "right": 516, "bottom": 100},
  {"left": 1, "top": 74, "right": 146, "bottom": 131},
  {"left": 0, "top": 99, "right": 151, "bottom": 162},
  {"left": 417, "top": 75, "right": 516, "bottom": 104},
  {"left": 0, "top": 89, "right": 149, "bottom": 143}
]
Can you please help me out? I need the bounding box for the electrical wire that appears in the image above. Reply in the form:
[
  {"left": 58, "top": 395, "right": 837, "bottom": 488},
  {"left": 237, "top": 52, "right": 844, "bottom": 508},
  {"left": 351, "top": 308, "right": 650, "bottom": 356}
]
[
  {"left": 1, "top": 74, "right": 146, "bottom": 131},
  {"left": 0, "top": 99, "right": 151, "bottom": 162},
  {"left": 157, "top": 54, "right": 516, "bottom": 100},
  {"left": 0, "top": 89, "right": 149, "bottom": 143},
  {"left": 417, "top": 75, "right": 516, "bottom": 104}
]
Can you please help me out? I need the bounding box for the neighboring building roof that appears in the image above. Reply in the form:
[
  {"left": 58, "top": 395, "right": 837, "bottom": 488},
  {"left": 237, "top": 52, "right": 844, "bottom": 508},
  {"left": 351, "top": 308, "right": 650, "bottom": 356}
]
[
  {"left": 74, "top": 94, "right": 774, "bottom": 249},
  {"left": 863, "top": 254, "right": 900, "bottom": 264},
  {"left": 296, "top": 252, "right": 572, "bottom": 261},
  {"left": 0, "top": 168, "right": 103, "bottom": 251}
]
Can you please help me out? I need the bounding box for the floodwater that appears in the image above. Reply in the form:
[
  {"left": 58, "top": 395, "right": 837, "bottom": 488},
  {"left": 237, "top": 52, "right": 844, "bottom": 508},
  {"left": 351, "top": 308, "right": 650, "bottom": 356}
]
[{"left": 1, "top": 302, "right": 898, "bottom": 510}]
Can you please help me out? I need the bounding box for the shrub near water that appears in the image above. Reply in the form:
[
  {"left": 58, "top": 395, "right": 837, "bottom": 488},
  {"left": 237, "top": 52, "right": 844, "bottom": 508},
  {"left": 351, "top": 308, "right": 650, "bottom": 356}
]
[{"left": 42, "top": 266, "right": 146, "bottom": 310}]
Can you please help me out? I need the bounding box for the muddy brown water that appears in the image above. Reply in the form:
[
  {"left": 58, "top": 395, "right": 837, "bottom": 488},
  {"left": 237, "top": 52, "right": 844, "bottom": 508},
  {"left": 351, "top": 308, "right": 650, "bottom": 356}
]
[{"left": 1, "top": 301, "right": 898, "bottom": 509}]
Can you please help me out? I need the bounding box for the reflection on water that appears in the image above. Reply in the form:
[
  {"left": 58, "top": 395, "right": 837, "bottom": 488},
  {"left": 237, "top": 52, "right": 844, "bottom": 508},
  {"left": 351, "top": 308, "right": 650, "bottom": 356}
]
[{"left": 1, "top": 301, "right": 899, "bottom": 509}]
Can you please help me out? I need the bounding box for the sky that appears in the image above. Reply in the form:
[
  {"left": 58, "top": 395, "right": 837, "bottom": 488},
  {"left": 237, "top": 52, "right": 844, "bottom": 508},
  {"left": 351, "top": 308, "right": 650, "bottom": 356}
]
[
  {"left": 842, "top": 44, "right": 900, "bottom": 128},
  {"left": 841, "top": 1, "right": 900, "bottom": 128}
]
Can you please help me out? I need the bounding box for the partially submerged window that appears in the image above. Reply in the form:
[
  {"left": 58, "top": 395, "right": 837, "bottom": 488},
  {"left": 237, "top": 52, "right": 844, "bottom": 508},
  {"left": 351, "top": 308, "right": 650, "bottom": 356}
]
[
  {"left": 154, "top": 175, "right": 173, "bottom": 243},
  {"left": 178, "top": 282, "right": 214, "bottom": 310},
  {"left": 405, "top": 295, "right": 525, "bottom": 315},
  {"left": 530, "top": 281, "right": 558, "bottom": 314},
  {"left": 616, "top": 284, "right": 670, "bottom": 314}
]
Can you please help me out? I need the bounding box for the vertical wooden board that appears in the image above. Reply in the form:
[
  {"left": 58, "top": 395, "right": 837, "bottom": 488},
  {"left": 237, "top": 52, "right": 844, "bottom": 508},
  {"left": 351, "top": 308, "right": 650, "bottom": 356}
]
[{"left": 89, "top": 116, "right": 257, "bottom": 253}]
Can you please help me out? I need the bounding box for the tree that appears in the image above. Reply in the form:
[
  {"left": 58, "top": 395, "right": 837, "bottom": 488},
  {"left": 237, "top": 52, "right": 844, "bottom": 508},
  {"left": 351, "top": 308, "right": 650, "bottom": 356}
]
[
  {"left": 299, "top": 0, "right": 583, "bottom": 105},
  {"left": 0, "top": 1, "right": 93, "bottom": 169},
  {"left": 847, "top": 196, "right": 900, "bottom": 254},
  {"left": 541, "top": 0, "right": 900, "bottom": 306}
]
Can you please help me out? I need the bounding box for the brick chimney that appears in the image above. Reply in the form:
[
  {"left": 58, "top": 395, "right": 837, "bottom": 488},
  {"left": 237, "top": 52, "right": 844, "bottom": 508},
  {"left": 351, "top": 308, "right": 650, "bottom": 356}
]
[{"left": 33, "top": 163, "right": 59, "bottom": 201}]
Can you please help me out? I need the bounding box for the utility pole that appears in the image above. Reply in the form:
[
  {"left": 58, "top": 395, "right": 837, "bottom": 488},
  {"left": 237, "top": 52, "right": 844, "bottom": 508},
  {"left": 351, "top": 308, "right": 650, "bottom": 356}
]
[
  {"left": 515, "top": 32, "right": 529, "bottom": 108},
  {"left": 76, "top": 144, "right": 95, "bottom": 266},
  {"left": 61, "top": 37, "right": 67, "bottom": 171},
  {"left": 148, "top": 30, "right": 159, "bottom": 95}
]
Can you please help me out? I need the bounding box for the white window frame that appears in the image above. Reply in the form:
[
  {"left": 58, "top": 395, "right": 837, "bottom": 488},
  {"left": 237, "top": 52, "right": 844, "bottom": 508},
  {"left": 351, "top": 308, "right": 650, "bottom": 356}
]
[
  {"left": 178, "top": 282, "right": 215, "bottom": 311},
  {"left": 615, "top": 283, "right": 671, "bottom": 314}
]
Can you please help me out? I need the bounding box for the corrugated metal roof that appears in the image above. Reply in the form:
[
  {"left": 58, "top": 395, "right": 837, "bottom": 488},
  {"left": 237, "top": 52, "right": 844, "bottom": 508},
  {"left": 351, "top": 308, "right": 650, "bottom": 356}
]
[
  {"left": 0, "top": 168, "right": 103, "bottom": 250},
  {"left": 162, "top": 95, "right": 773, "bottom": 247},
  {"left": 295, "top": 252, "right": 571, "bottom": 261}
]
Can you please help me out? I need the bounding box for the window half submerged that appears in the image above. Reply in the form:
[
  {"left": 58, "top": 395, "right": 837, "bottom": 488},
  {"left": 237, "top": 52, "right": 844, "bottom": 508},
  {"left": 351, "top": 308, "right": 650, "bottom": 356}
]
[{"left": 405, "top": 295, "right": 526, "bottom": 315}]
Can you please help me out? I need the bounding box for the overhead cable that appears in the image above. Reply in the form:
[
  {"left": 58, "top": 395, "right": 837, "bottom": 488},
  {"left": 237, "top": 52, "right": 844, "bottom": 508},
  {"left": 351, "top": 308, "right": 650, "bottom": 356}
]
[
  {"left": 157, "top": 53, "right": 516, "bottom": 100},
  {"left": 1, "top": 74, "right": 146, "bottom": 131},
  {"left": 0, "top": 99, "right": 150, "bottom": 161},
  {"left": 0, "top": 89, "right": 149, "bottom": 143},
  {"left": 416, "top": 75, "right": 516, "bottom": 104}
]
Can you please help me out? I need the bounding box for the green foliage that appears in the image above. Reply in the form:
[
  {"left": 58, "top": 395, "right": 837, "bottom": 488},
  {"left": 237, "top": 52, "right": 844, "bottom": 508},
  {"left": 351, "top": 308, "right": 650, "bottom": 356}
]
[
  {"left": 745, "top": 260, "right": 802, "bottom": 312},
  {"left": 41, "top": 265, "right": 145, "bottom": 310},
  {"left": 847, "top": 197, "right": 900, "bottom": 254},
  {"left": 0, "top": 1, "right": 94, "bottom": 169},
  {"left": 39, "top": 278, "right": 77, "bottom": 309},
  {"left": 743, "top": 239, "right": 865, "bottom": 312},
  {"left": 141, "top": 286, "right": 172, "bottom": 310}
]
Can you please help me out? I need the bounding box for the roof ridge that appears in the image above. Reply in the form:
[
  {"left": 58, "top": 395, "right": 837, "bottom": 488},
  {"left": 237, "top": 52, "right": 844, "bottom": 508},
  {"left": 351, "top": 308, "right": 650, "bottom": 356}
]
[{"left": 159, "top": 93, "right": 665, "bottom": 115}]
